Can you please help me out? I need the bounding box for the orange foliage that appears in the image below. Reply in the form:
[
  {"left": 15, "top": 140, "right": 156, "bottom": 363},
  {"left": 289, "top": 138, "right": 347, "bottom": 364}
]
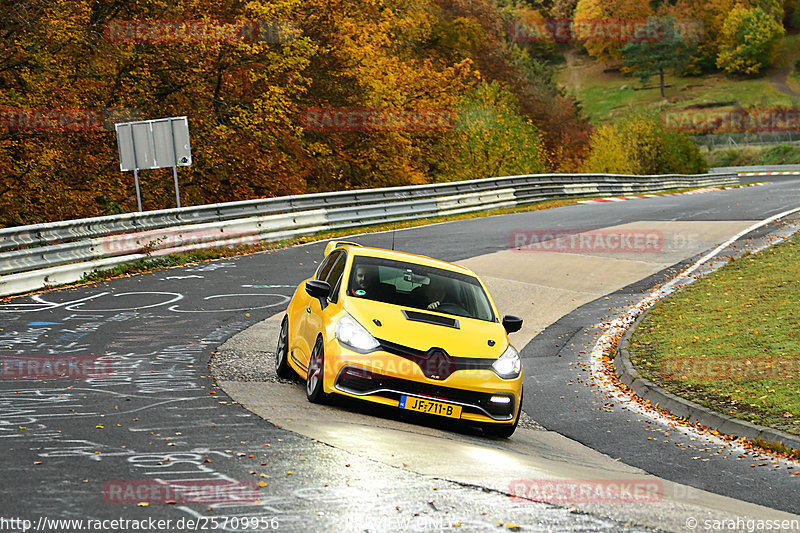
[{"left": 0, "top": 0, "right": 589, "bottom": 227}]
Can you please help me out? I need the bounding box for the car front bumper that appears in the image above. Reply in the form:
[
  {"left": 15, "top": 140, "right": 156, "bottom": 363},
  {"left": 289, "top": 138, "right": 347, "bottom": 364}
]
[{"left": 322, "top": 339, "right": 522, "bottom": 424}]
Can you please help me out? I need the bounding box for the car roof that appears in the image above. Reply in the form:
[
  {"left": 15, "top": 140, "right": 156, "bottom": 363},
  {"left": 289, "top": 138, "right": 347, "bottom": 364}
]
[{"left": 343, "top": 244, "right": 477, "bottom": 277}]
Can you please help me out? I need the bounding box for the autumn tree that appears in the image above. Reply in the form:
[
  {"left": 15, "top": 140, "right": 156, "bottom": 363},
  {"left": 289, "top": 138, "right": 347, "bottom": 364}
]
[
  {"left": 621, "top": 16, "right": 695, "bottom": 98},
  {"left": 573, "top": 0, "right": 654, "bottom": 63},
  {"left": 583, "top": 113, "right": 706, "bottom": 175},
  {"left": 433, "top": 82, "right": 547, "bottom": 181},
  {"left": 790, "top": 0, "right": 800, "bottom": 29},
  {"left": 297, "top": 0, "right": 478, "bottom": 191},
  {"left": 497, "top": 3, "right": 556, "bottom": 58},
  {"left": 550, "top": 0, "right": 581, "bottom": 19},
  {"left": 0, "top": 0, "right": 593, "bottom": 226},
  {"left": 582, "top": 124, "right": 635, "bottom": 174},
  {"left": 432, "top": 0, "right": 592, "bottom": 169},
  {"left": 669, "top": 0, "right": 735, "bottom": 73},
  {"left": 0, "top": 0, "right": 317, "bottom": 223},
  {"left": 670, "top": 0, "right": 786, "bottom": 74},
  {"left": 716, "top": 6, "right": 785, "bottom": 75},
  {"left": 751, "top": 0, "right": 786, "bottom": 22}
]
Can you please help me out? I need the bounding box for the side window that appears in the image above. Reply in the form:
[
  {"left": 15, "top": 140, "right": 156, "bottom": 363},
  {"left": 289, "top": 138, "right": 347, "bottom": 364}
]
[
  {"left": 325, "top": 253, "right": 347, "bottom": 303},
  {"left": 315, "top": 251, "right": 338, "bottom": 281}
]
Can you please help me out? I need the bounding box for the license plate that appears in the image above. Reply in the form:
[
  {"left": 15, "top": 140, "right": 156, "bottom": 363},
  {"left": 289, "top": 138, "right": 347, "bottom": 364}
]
[{"left": 399, "top": 395, "right": 461, "bottom": 418}]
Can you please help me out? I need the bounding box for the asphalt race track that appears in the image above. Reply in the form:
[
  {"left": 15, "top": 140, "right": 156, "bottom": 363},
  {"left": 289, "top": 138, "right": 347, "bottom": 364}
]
[{"left": 2, "top": 178, "right": 799, "bottom": 532}]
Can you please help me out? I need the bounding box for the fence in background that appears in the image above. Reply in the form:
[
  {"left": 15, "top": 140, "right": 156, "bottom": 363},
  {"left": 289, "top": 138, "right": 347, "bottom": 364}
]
[{"left": 693, "top": 131, "right": 800, "bottom": 150}]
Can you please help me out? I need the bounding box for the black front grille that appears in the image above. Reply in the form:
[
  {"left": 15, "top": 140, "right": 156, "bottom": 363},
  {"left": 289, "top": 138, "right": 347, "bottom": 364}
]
[
  {"left": 335, "top": 366, "right": 515, "bottom": 419},
  {"left": 376, "top": 338, "right": 495, "bottom": 381}
]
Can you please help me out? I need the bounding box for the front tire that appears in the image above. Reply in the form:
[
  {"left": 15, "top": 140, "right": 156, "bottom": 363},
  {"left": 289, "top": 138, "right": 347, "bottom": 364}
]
[
  {"left": 306, "top": 336, "right": 328, "bottom": 404},
  {"left": 275, "top": 316, "right": 294, "bottom": 379}
]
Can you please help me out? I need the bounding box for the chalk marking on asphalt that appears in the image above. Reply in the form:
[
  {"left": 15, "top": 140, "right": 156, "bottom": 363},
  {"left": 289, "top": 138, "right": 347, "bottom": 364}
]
[
  {"left": 0, "top": 292, "right": 109, "bottom": 313},
  {"left": 168, "top": 293, "right": 290, "bottom": 313}
]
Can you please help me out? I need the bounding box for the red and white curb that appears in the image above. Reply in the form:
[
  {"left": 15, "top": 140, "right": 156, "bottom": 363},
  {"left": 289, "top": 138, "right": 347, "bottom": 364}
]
[
  {"left": 588, "top": 206, "right": 800, "bottom": 456},
  {"left": 740, "top": 171, "right": 800, "bottom": 176},
  {"left": 579, "top": 194, "right": 659, "bottom": 203},
  {"left": 578, "top": 183, "right": 767, "bottom": 204}
]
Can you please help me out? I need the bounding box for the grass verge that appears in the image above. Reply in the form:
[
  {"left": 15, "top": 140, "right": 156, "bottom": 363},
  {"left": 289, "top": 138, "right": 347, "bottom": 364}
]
[{"left": 628, "top": 232, "right": 800, "bottom": 441}]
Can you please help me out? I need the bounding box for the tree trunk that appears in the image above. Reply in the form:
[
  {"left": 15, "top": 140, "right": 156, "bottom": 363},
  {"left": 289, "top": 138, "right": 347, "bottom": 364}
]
[{"left": 659, "top": 67, "right": 665, "bottom": 99}]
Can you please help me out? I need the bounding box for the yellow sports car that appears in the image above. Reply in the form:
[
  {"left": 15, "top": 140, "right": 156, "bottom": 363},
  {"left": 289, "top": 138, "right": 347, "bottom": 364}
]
[{"left": 275, "top": 241, "right": 524, "bottom": 437}]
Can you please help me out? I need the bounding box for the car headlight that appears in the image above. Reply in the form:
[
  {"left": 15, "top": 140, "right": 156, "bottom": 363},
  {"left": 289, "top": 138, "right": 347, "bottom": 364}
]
[
  {"left": 492, "top": 344, "right": 521, "bottom": 379},
  {"left": 335, "top": 313, "right": 380, "bottom": 353}
]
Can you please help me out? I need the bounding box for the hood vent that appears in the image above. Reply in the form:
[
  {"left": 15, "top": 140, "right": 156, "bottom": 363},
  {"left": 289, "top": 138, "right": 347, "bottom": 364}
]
[{"left": 402, "top": 309, "right": 460, "bottom": 329}]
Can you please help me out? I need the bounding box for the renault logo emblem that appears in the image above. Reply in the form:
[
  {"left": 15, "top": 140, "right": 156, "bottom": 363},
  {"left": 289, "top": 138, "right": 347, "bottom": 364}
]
[{"left": 423, "top": 348, "right": 456, "bottom": 380}]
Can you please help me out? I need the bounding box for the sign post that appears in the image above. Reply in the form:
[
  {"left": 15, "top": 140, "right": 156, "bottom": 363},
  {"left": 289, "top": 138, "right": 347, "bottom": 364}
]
[{"left": 114, "top": 116, "right": 191, "bottom": 212}]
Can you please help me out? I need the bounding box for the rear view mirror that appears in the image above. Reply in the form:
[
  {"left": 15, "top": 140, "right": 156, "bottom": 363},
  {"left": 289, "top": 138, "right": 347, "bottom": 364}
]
[
  {"left": 502, "top": 315, "right": 523, "bottom": 334},
  {"left": 402, "top": 269, "right": 430, "bottom": 285}
]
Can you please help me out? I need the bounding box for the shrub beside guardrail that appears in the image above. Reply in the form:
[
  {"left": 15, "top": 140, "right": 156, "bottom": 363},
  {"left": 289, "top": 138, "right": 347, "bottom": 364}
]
[{"left": 0, "top": 172, "right": 739, "bottom": 297}]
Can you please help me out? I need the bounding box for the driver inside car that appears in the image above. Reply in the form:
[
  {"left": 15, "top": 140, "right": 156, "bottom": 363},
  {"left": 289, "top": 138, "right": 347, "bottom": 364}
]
[
  {"left": 349, "top": 264, "right": 377, "bottom": 297},
  {"left": 425, "top": 279, "right": 448, "bottom": 310}
]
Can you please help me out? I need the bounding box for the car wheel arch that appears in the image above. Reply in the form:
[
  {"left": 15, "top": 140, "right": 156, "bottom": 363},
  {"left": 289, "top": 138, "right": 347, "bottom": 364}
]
[
  {"left": 275, "top": 315, "right": 296, "bottom": 379},
  {"left": 306, "top": 334, "right": 328, "bottom": 404}
]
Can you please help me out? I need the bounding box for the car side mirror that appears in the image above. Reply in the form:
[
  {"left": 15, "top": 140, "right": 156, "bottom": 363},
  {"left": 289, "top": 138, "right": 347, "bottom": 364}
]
[
  {"left": 502, "top": 315, "right": 523, "bottom": 334},
  {"left": 306, "top": 279, "right": 331, "bottom": 309},
  {"left": 306, "top": 279, "right": 332, "bottom": 310},
  {"left": 306, "top": 279, "right": 331, "bottom": 299}
]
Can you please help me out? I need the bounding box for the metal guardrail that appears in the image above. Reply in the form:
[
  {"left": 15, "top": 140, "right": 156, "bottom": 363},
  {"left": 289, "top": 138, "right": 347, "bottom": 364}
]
[
  {"left": 709, "top": 164, "right": 800, "bottom": 174},
  {"left": 0, "top": 172, "right": 739, "bottom": 297}
]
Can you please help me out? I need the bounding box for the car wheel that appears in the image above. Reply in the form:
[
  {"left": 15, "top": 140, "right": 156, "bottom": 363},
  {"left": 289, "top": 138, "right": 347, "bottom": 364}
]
[
  {"left": 306, "top": 336, "right": 328, "bottom": 404},
  {"left": 481, "top": 389, "right": 522, "bottom": 438},
  {"left": 275, "top": 316, "right": 294, "bottom": 379}
]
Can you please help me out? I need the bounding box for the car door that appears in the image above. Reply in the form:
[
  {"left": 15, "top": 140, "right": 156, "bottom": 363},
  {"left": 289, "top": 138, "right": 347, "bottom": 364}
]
[
  {"left": 298, "top": 250, "right": 347, "bottom": 370},
  {"left": 290, "top": 251, "right": 338, "bottom": 371}
]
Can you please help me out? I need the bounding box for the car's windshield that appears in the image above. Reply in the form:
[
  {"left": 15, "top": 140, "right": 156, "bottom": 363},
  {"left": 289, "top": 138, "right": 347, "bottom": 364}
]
[{"left": 347, "top": 256, "right": 495, "bottom": 322}]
